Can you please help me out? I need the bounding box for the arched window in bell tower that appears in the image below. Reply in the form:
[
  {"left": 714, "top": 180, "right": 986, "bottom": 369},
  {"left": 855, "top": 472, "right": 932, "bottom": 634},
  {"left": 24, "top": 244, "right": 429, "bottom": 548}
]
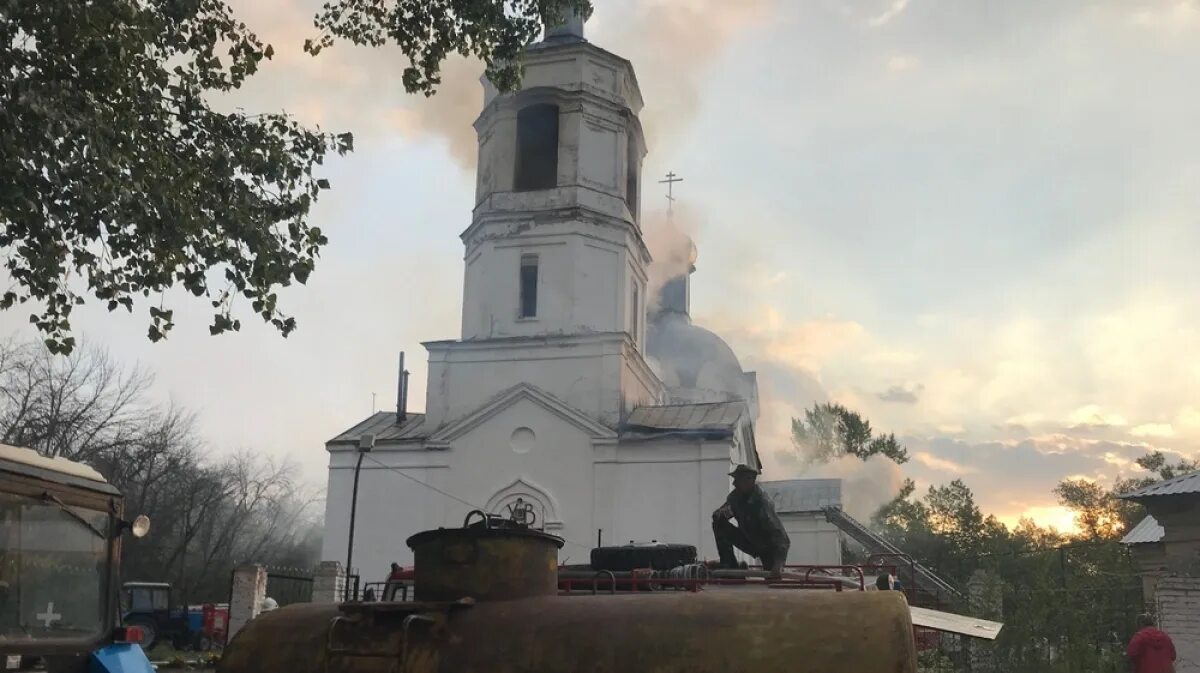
[{"left": 514, "top": 104, "right": 559, "bottom": 191}]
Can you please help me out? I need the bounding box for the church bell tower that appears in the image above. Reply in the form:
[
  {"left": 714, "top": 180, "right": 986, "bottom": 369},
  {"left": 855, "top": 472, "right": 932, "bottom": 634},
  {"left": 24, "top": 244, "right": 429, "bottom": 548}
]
[{"left": 460, "top": 10, "right": 650, "bottom": 346}]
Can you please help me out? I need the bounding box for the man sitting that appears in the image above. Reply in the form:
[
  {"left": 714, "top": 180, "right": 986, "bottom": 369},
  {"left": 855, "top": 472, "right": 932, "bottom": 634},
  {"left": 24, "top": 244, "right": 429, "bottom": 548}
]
[{"left": 712, "top": 464, "right": 791, "bottom": 578}]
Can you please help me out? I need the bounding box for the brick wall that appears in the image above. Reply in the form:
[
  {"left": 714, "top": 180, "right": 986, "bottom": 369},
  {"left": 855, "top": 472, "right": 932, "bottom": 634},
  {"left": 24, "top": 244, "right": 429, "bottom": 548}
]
[
  {"left": 227, "top": 564, "right": 267, "bottom": 644},
  {"left": 312, "top": 561, "right": 346, "bottom": 604},
  {"left": 1156, "top": 576, "right": 1200, "bottom": 673}
]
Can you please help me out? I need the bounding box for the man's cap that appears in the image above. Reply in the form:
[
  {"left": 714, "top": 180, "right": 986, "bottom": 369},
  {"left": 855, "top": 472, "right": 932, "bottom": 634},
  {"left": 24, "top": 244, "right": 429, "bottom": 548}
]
[{"left": 729, "top": 464, "right": 760, "bottom": 478}]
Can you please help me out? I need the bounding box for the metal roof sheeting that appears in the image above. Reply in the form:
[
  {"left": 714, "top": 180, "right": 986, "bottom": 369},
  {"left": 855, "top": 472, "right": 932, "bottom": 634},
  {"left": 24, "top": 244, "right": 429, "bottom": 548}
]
[
  {"left": 759, "top": 479, "right": 842, "bottom": 513},
  {"left": 327, "top": 412, "right": 428, "bottom": 445},
  {"left": 0, "top": 443, "right": 107, "bottom": 483},
  {"left": 622, "top": 401, "right": 745, "bottom": 434},
  {"left": 1120, "top": 470, "right": 1200, "bottom": 500},
  {"left": 1121, "top": 515, "right": 1165, "bottom": 545}
]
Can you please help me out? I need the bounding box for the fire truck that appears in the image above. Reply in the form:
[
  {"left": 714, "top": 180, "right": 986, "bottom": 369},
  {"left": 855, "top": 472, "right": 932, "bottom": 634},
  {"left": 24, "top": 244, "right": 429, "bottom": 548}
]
[{"left": 0, "top": 444, "right": 153, "bottom": 673}]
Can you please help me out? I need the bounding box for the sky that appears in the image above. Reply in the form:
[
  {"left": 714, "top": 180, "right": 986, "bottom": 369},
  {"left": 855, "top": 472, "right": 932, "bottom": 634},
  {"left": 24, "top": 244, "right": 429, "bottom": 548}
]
[{"left": 6, "top": 0, "right": 1200, "bottom": 533}]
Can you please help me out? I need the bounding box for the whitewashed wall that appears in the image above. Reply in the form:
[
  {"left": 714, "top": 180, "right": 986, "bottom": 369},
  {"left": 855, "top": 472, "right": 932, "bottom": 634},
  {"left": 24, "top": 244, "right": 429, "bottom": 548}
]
[
  {"left": 779, "top": 513, "right": 843, "bottom": 566},
  {"left": 423, "top": 336, "right": 661, "bottom": 429}
]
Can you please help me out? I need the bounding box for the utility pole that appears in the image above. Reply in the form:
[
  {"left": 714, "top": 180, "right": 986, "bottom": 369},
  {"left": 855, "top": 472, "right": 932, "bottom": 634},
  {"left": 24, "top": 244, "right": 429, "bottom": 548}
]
[{"left": 346, "top": 433, "right": 375, "bottom": 601}]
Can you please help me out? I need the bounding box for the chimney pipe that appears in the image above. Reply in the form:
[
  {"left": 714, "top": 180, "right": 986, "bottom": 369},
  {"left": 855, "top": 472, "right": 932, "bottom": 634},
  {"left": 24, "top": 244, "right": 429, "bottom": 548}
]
[{"left": 396, "top": 352, "right": 408, "bottom": 424}]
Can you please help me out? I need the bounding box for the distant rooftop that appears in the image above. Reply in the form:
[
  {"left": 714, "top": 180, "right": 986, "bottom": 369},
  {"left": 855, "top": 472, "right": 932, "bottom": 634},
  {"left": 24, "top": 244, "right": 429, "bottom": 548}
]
[
  {"left": 1120, "top": 470, "right": 1200, "bottom": 501},
  {"left": 1121, "top": 515, "right": 1165, "bottom": 545},
  {"left": 327, "top": 412, "right": 428, "bottom": 446},
  {"left": 759, "top": 478, "right": 842, "bottom": 513}
]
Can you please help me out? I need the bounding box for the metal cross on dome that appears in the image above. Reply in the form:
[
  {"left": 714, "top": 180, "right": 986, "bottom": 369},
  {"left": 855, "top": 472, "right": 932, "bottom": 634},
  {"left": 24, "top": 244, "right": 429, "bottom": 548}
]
[{"left": 658, "top": 171, "right": 683, "bottom": 214}]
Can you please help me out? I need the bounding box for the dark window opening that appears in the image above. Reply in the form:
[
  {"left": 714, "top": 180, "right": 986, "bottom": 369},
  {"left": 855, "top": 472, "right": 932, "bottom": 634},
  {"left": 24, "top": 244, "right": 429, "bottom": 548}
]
[
  {"left": 626, "top": 134, "right": 639, "bottom": 217},
  {"left": 631, "top": 285, "right": 640, "bottom": 342},
  {"left": 515, "top": 104, "right": 559, "bottom": 191},
  {"left": 520, "top": 254, "right": 539, "bottom": 318}
]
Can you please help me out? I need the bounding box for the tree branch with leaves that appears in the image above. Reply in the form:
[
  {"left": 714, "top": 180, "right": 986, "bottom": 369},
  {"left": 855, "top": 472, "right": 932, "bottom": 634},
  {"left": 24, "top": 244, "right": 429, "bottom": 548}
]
[{"left": 2, "top": 0, "right": 589, "bottom": 353}]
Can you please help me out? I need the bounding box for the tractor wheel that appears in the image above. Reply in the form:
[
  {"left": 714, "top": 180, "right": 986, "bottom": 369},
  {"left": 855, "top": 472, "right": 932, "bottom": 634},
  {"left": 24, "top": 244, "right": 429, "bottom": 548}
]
[
  {"left": 590, "top": 543, "right": 697, "bottom": 571},
  {"left": 126, "top": 617, "right": 158, "bottom": 651}
]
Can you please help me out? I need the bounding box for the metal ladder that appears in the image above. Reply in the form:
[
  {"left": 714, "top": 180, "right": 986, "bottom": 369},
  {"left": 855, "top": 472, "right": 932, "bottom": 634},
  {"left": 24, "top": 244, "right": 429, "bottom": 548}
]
[{"left": 822, "top": 506, "right": 963, "bottom": 602}]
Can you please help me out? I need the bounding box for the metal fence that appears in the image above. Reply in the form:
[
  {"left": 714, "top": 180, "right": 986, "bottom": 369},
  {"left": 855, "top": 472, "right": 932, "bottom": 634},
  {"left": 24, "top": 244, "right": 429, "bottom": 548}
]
[
  {"left": 265, "top": 566, "right": 314, "bottom": 607},
  {"left": 918, "top": 541, "right": 1144, "bottom": 673}
]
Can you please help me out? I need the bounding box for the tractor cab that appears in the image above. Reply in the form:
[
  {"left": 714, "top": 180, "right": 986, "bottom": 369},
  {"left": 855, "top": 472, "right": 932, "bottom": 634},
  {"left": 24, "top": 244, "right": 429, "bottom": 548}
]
[
  {"left": 0, "top": 443, "right": 152, "bottom": 673},
  {"left": 122, "top": 583, "right": 171, "bottom": 618},
  {"left": 120, "top": 583, "right": 197, "bottom": 651}
]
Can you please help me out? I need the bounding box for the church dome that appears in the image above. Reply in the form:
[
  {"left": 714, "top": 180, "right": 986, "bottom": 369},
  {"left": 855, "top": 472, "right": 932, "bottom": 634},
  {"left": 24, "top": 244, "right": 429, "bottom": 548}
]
[{"left": 646, "top": 312, "right": 754, "bottom": 406}]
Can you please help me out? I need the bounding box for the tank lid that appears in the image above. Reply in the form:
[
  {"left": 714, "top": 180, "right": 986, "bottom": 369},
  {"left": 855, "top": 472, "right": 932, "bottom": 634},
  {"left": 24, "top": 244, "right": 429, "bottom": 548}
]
[{"left": 406, "top": 511, "right": 564, "bottom": 550}]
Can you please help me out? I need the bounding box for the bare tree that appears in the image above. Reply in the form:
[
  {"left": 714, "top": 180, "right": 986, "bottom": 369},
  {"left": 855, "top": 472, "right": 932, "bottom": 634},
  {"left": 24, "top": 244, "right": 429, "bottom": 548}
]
[
  {"left": 0, "top": 339, "right": 150, "bottom": 461},
  {"left": 0, "top": 336, "right": 324, "bottom": 602}
]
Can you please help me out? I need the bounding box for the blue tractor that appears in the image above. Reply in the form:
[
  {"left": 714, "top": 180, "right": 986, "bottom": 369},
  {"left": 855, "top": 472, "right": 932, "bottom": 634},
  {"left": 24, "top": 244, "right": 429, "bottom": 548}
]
[{"left": 121, "top": 583, "right": 210, "bottom": 652}]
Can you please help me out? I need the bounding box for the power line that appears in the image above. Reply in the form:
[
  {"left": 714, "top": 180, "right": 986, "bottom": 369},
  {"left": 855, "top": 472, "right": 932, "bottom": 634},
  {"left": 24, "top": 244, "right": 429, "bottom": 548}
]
[
  {"left": 360, "top": 453, "right": 593, "bottom": 552},
  {"left": 362, "top": 453, "right": 483, "bottom": 511}
]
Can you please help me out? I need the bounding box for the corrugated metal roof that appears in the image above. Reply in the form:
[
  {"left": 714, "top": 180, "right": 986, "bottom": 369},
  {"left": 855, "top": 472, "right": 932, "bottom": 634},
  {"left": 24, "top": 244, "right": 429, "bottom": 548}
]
[
  {"left": 1120, "top": 470, "right": 1200, "bottom": 500},
  {"left": 1121, "top": 515, "right": 1165, "bottom": 545},
  {"left": 759, "top": 479, "right": 842, "bottom": 513},
  {"left": 623, "top": 401, "right": 745, "bottom": 433},
  {"left": 327, "top": 412, "right": 428, "bottom": 445}
]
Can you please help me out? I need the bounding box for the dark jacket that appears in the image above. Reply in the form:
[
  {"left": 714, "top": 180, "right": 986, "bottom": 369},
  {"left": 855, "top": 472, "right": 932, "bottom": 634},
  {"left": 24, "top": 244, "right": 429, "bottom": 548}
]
[{"left": 726, "top": 485, "right": 790, "bottom": 552}]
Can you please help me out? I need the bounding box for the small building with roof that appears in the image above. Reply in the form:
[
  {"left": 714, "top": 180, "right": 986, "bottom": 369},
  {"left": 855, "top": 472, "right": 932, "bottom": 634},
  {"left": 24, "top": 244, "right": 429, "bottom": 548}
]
[
  {"left": 1120, "top": 472, "right": 1200, "bottom": 673},
  {"left": 758, "top": 479, "right": 843, "bottom": 565},
  {"left": 1121, "top": 471, "right": 1200, "bottom": 601}
]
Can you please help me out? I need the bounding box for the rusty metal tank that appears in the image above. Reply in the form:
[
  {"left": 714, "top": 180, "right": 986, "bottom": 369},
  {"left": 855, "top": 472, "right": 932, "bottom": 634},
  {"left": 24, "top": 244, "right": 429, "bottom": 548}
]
[{"left": 220, "top": 515, "right": 918, "bottom": 673}]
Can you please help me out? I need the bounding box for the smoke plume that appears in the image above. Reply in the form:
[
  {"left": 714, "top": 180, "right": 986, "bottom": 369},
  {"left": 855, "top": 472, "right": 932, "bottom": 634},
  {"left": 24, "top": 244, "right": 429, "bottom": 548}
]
[
  {"left": 705, "top": 315, "right": 906, "bottom": 521},
  {"left": 641, "top": 206, "right": 702, "bottom": 312},
  {"left": 595, "top": 0, "right": 773, "bottom": 155},
  {"left": 388, "top": 57, "right": 485, "bottom": 170}
]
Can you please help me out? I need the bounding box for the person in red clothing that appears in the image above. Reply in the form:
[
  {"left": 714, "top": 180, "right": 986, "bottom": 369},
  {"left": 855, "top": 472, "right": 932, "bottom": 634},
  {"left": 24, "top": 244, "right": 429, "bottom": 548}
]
[
  {"left": 384, "top": 562, "right": 406, "bottom": 601},
  {"left": 1127, "top": 613, "right": 1176, "bottom": 673}
]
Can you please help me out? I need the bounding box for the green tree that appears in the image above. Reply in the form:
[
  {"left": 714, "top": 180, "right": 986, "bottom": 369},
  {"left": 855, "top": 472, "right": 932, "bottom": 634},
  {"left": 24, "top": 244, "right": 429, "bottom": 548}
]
[
  {"left": 1055, "top": 450, "right": 1200, "bottom": 540},
  {"left": 790, "top": 402, "right": 909, "bottom": 464},
  {"left": 309, "top": 0, "right": 592, "bottom": 95},
  {"left": 1, "top": 0, "right": 588, "bottom": 353}
]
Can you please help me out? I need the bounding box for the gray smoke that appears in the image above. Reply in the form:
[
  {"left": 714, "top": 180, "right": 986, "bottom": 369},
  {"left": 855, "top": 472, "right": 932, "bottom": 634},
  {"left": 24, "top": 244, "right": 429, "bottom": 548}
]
[{"left": 642, "top": 207, "right": 701, "bottom": 314}]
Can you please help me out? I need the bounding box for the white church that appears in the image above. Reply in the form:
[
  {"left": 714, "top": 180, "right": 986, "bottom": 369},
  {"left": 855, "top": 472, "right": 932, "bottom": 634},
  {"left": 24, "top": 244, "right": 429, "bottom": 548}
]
[{"left": 321, "top": 11, "right": 842, "bottom": 577}]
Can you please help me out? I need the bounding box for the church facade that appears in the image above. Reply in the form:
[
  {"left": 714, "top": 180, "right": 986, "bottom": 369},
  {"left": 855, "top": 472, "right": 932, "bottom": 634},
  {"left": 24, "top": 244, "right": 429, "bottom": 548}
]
[{"left": 320, "top": 13, "right": 836, "bottom": 577}]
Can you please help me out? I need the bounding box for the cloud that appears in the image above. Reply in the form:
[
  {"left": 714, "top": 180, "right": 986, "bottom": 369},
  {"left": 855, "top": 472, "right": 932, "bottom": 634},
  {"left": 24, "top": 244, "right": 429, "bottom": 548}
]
[
  {"left": 877, "top": 383, "right": 923, "bottom": 404},
  {"left": 886, "top": 54, "right": 920, "bottom": 72},
  {"left": 869, "top": 0, "right": 911, "bottom": 27},
  {"left": 1067, "top": 404, "right": 1129, "bottom": 429},
  {"left": 912, "top": 451, "right": 975, "bottom": 475},
  {"left": 1131, "top": 423, "right": 1176, "bottom": 438}
]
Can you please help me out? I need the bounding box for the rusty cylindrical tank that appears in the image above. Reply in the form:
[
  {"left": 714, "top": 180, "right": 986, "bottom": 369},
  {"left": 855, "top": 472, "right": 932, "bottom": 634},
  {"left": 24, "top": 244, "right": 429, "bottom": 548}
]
[
  {"left": 408, "top": 511, "right": 562, "bottom": 601},
  {"left": 220, "top": 518, "right": 918, "bottom": 673}
]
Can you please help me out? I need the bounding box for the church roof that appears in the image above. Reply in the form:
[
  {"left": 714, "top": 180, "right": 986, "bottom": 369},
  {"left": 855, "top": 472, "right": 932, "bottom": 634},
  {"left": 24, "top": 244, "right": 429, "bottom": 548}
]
[
  {"left": 758, "top": 479, "right": 842, "bottom": 513},
  {"left": 327, "top": 412, "right": 428, "bottom": 446},
  {"left": 620, "top": 401, "right": 746, "bottom": 440}
]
